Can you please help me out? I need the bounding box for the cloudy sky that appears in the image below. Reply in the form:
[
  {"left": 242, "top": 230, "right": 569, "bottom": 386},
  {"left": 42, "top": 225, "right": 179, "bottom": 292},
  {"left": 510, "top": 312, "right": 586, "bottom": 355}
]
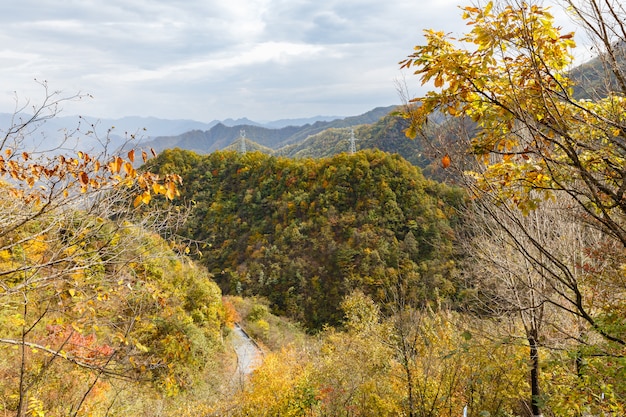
[{"left": 1, "top": 0, "right": 578, "bottom": 123}]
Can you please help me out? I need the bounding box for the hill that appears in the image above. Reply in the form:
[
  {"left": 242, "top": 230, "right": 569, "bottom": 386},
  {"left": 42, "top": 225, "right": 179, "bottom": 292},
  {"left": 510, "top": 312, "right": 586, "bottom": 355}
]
[
  {"left": 569, "top": 41, "right": 626, "bottom": 99},
  {"left": 279, "top": 110, "right": 435, "bottom": 167},
  {"left": 145, "top": 148, "right": 463, "bottom": 329}
]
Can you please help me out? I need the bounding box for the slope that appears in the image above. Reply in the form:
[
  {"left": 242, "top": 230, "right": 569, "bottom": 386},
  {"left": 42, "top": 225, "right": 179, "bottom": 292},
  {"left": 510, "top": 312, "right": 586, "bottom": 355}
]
[{"left": 145, "top": 148, "right": 464, "bottom": 330}]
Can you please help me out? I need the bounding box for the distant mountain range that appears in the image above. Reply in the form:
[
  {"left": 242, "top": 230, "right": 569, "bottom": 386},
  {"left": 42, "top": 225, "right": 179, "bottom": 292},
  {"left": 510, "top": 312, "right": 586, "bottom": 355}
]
[
  {"left": 0, "top": 108, "right": 378, "bottom": 155},
  {"left": 141, "top": 106, "right": 397, "bottom": 154},
  {"left": 0, "top": 104, "right": 447, "bottom": 180}
]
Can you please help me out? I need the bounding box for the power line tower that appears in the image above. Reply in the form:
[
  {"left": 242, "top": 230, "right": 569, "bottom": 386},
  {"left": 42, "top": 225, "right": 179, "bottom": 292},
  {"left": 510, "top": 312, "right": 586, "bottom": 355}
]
[
  {"left": 348, "top": 128, "right": 358, "bottom": 154},
  {"left": 239, "top": 129, "right": 247, "bottom": 154}
]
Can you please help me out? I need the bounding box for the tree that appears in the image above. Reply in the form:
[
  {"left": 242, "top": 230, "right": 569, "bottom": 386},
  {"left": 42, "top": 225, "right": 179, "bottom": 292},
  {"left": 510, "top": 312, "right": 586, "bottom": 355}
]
[
  {"left": 401, "top": 0, "right": 626, "bottom": 414},
  {"left": 0, "top": 85, "right": 210, "bottom": 416},
  {"left": 460, "top": 194, "right": 621, "bottom": 415},
  {"left": 401, "top": 0, "right": 626, "bottom": 243},
  {"left": 401, "top": 0, "right": 626, "bottom": 344}
]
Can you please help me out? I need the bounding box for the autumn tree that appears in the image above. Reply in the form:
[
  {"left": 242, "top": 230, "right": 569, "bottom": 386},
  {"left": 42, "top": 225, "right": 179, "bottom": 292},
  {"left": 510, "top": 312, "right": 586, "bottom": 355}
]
[
  {"left": 0, "top": 84, "right": 227, "bottom": 416},
  {"left": 401, "top": 0, "right": 626, "bottom": 244},
  {"left": 459, "top": 194, "right": 626, "bottom": 415},
  {"left": 401, "top": 0, "right": 626, "bottom": 414}
]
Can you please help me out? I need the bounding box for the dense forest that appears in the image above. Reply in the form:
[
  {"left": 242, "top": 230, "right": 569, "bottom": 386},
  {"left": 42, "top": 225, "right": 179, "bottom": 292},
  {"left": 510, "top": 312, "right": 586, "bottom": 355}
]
[{"left": 145, "top": 148, "right": 463, "bottom": 329}]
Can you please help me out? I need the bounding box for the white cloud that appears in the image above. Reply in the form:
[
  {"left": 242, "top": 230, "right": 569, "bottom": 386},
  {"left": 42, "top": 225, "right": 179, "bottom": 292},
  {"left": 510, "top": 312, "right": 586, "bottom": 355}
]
[{"left": 0, "top": 0, "right": 588, "bottom": 122}]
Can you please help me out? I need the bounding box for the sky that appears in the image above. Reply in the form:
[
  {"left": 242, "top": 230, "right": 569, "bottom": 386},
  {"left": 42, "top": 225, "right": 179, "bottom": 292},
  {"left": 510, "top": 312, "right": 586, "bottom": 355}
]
[{"left": 0, "top": 0, "right": 582, "bottom": 123}]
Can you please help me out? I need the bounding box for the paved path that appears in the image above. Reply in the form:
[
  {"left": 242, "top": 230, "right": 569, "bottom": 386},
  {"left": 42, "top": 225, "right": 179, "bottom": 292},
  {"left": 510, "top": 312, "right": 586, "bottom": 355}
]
[{"left": 232, "top": 323, "right": 263, "bottom": 376}]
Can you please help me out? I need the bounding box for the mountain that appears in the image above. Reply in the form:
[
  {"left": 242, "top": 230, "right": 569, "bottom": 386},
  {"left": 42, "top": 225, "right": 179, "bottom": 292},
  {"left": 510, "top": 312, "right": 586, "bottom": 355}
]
[
  {"left": 141, "top": 106, "right": 398, "bottom": 153},
  {"left": 59, "top": 115, "right": 219, "bottom": 137},
  {"left": 261, "top": 115, "right": 342, "bottom": 129},
  {"left": 278, "top": 111, "right": 423, "bottom": 162},
  {"left": 569, "top": 41, "right": 626, "bottom": 99},
  {"left": 0, "top": 112, "right": 359, "bottom": 154}
]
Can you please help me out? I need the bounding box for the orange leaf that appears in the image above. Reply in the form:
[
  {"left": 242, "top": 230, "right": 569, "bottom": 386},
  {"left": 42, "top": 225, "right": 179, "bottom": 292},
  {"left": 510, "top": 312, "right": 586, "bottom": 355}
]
[
  {"left": 133, "top": 192, "right": 151, "bottom": 207},
  {"left": 79, "top": 171, "right": 89, "bottom": 185},
  {"left": 109, "top": 156, "right": 123, "bottom": 174},
  {"left": 123, "top": 162, "right": 134, "bottom": 175},
  {"left": 142, "top": 150, "right": 148, "bottom": 163},
  {"left": 128, "top": 149, "right": 135, "bottom": 163},
  {"left": 442, "top": 154, "right": 451, "bottom": 168}
]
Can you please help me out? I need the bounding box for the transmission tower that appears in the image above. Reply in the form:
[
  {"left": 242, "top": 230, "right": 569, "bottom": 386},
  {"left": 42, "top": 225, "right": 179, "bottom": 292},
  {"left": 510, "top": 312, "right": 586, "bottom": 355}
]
[
  {"left": 348, "top": 128, "right": 358, "bottom": 154},
  {"left": 239, "top": 129, "right": 247, "bottom": 154}
]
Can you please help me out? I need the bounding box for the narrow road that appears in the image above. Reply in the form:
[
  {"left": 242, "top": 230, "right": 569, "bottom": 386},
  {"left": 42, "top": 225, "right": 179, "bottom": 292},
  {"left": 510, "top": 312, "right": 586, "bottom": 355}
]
[{"left": 232, "top": 323, "right": 263, "bottom": 377}]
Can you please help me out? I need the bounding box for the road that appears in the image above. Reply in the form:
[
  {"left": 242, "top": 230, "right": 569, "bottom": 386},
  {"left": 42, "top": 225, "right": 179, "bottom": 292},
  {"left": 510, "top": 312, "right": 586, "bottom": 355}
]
[{"left": 232, "top": 323, "right": 263, "bottom": 376}]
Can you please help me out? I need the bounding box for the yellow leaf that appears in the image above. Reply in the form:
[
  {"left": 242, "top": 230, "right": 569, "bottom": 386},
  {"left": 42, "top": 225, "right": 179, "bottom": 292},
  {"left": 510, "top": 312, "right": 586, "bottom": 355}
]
[
  {"left": 124, "top": 161, "right": 135, "bottom": 176},
  {"left": 152, "top": 183, "right": 166, "bottom": 195},
  {"left": 109, "top": 156, "right": 123, "bottom": 174},
  {"left": 68, "top": 288, "right": 76, "bottom": 297},
  {"left": 484, "top": 0, "right": 493, "bottom": 15},
  {"left": 166, "top": 181, "right": 177, "bottom": 200}
]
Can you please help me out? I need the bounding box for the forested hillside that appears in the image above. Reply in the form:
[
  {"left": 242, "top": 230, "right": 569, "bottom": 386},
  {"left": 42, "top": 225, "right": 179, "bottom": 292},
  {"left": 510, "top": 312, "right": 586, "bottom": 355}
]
[
  {"left": 146, "top": 148, "right": 463, "bottom": 329},
  {"left": 0, "top": 94, "right": 234, "bottom": 416},
  {"left": 278, "top": 110, "right": 456, "bottom": 179}
]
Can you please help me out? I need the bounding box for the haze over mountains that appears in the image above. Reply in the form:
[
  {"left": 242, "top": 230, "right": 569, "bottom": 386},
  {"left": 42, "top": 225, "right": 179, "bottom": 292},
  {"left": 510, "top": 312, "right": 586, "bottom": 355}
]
[
  {"left": 0, "top": 106, "right": 395, "bottom": 155},
  {"left": 141, "top": 105, "right": 397, "bottom": 154}
]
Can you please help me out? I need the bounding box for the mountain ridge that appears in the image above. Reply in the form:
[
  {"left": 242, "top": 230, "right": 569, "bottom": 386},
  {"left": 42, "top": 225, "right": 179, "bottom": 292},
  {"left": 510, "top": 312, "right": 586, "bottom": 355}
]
[{"left": 141, "top": 105, "right": 398, "bottom": 154}]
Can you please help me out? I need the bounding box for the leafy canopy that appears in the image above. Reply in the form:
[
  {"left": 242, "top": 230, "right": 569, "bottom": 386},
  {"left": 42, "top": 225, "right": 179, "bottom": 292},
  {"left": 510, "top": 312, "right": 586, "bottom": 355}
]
[{"left": 401, "top": 1, "right": 626, "bottom": 246}]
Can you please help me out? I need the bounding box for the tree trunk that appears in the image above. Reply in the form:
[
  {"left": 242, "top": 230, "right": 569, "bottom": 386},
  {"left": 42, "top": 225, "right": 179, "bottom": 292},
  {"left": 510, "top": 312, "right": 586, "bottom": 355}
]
[{"left": 529, "top": 336, "right": 543, "bottom": 417}]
